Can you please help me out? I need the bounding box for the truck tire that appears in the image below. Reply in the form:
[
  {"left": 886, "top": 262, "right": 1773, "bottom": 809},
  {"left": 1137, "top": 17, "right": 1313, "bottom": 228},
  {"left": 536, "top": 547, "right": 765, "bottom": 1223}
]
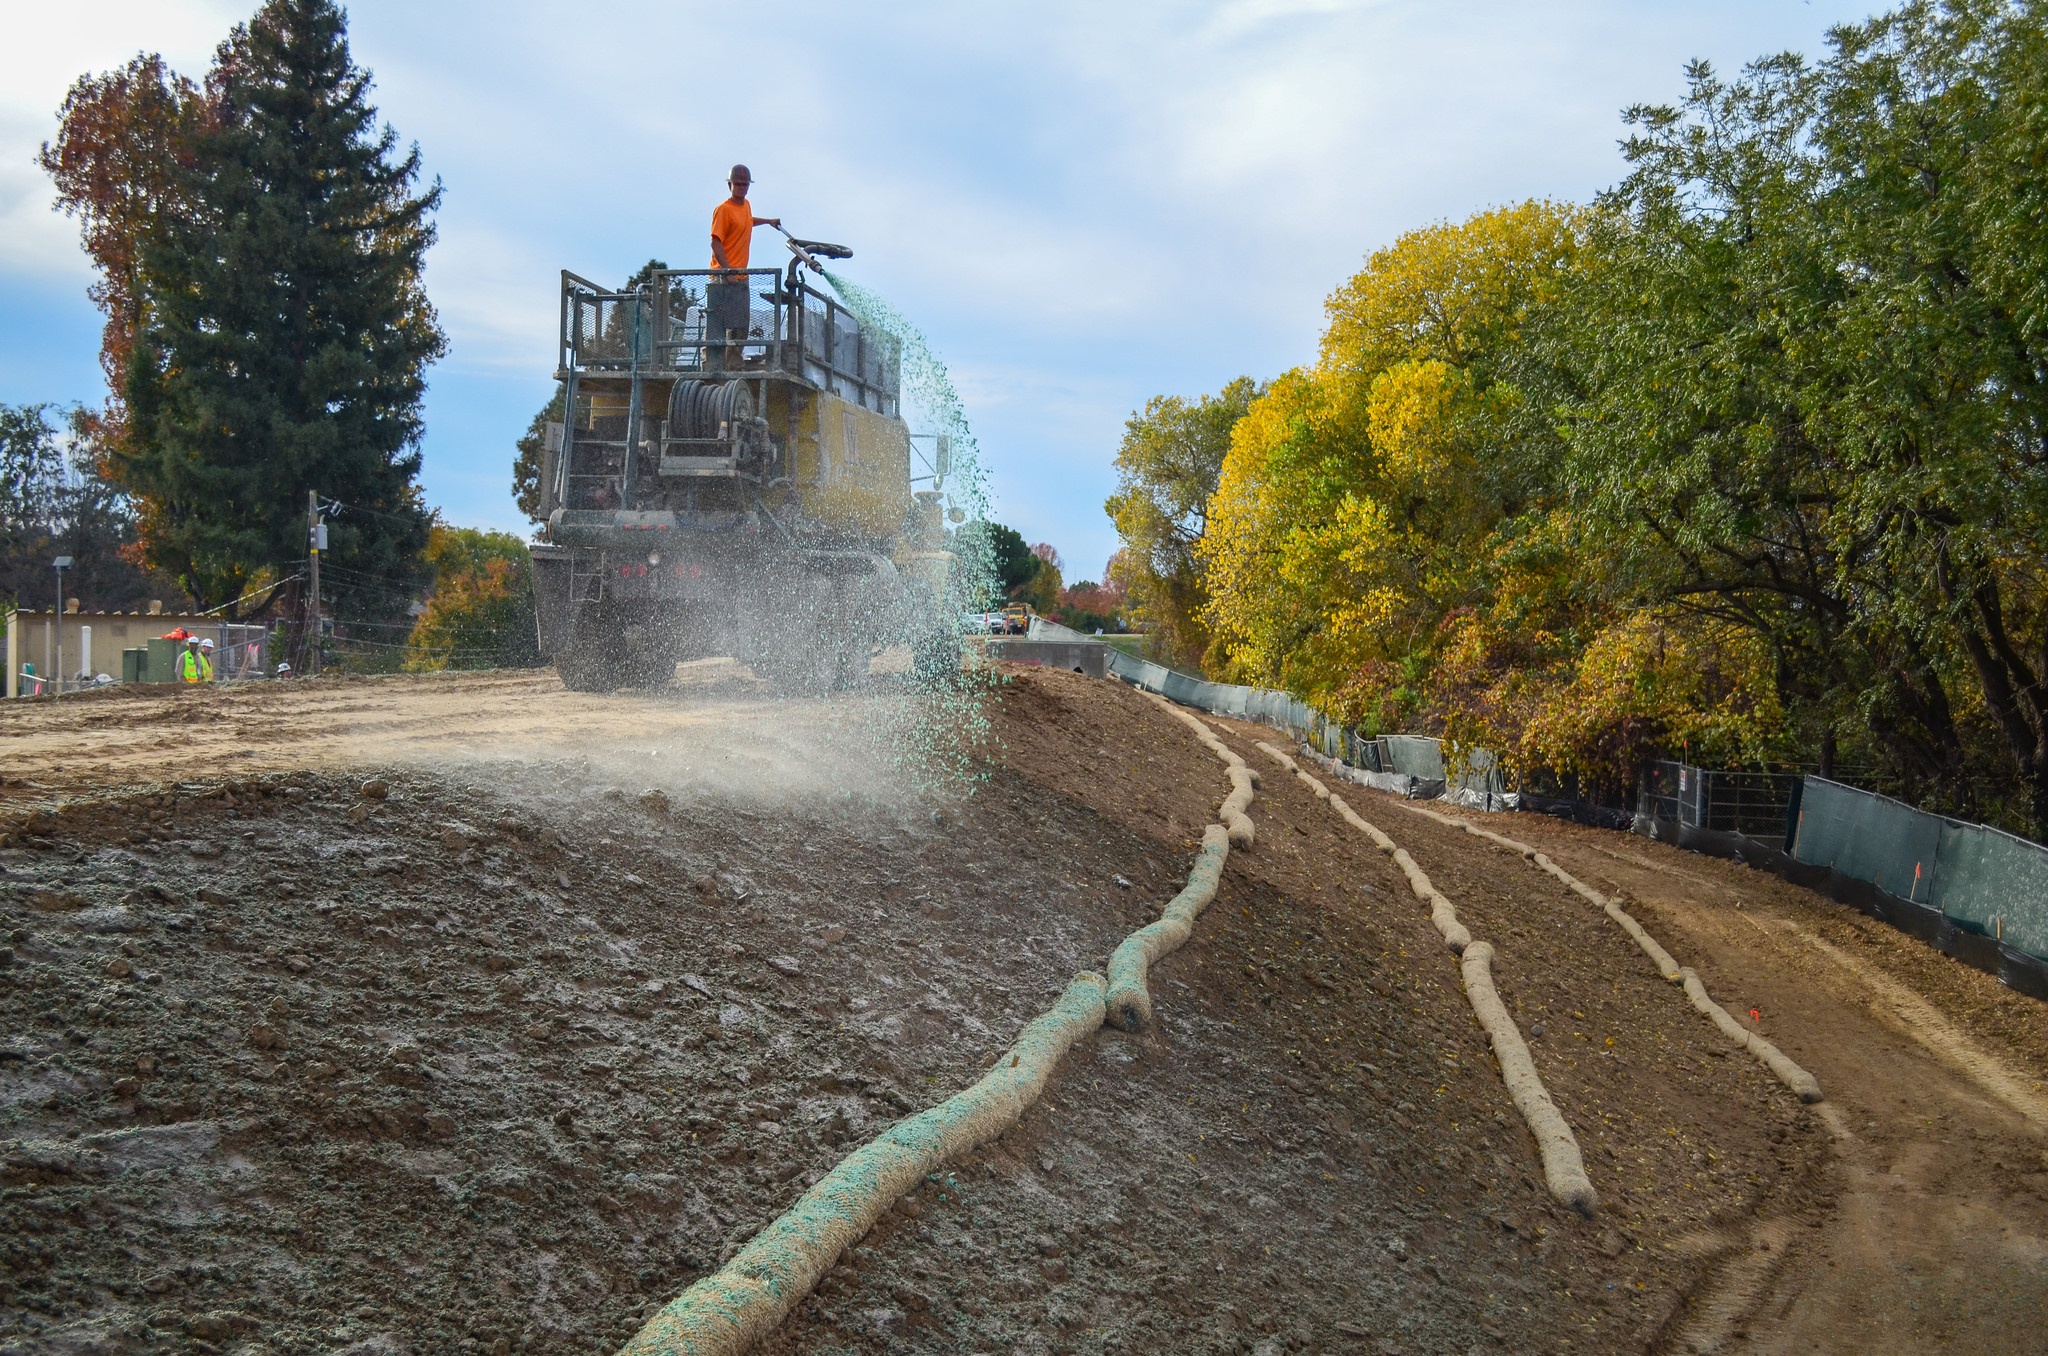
[
  {"left": 620, "top": 618, "right": 680, "bottom": 691},
  {"left": 557, "top": 647, "right": 623, "bottom": 693},
  {"left": 556, "top": 606, "right": 636, "bottom": 693}
]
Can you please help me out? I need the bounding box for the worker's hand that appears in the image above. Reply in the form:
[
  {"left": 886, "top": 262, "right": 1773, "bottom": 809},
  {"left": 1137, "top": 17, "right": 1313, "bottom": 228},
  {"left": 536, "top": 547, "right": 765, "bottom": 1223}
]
[{"left": 759, "top": 217, "right": 782, "bottom": 228}]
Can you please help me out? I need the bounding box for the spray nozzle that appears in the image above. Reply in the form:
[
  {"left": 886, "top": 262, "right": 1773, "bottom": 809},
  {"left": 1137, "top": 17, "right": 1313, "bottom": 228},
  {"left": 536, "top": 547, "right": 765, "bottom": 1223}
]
[{"left": 773, "top": 224, "right": 852, "bottom": 273}]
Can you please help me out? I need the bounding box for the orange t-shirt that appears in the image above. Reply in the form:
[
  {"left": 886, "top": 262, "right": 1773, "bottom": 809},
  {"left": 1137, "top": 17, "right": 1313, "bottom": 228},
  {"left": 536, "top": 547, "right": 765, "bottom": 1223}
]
[{"left": 710, "top": 198, "right": 754, "bottom": 270}]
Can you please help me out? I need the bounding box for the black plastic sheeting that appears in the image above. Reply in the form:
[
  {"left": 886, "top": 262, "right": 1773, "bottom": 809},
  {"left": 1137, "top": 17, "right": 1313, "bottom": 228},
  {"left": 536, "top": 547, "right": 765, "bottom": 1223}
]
[
  {"left": 1519, "top": 792, "right": 1636, "bottom": 832},
  {"left": 1634, "top": 813, "right": 2048, "bottom": 1005}
]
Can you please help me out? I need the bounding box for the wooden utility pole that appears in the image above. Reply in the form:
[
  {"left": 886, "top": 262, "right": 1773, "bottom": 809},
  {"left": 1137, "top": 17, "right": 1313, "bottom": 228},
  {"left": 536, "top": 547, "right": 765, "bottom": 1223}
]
[{"left": 306, "top": 490, "right": 322, "bottom": 676}]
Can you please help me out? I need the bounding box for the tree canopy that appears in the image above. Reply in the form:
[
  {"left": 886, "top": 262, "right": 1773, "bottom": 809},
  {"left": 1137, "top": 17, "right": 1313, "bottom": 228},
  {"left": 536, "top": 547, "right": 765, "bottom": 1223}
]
[
  {"left": 1104, "top": 377, "right": 1261, "bottom": 670},
  {"left": 50, "top": 0, "right": 442, "bottom": 615},
  {"left": 404, "top": 525, "right": 540, "bottom": 672},
  {"left": 1114, "top": 0, "right": 2048, "bottom": 838},
  {"left": 0, "top": 403, "right": 170, "bottom": 614}
]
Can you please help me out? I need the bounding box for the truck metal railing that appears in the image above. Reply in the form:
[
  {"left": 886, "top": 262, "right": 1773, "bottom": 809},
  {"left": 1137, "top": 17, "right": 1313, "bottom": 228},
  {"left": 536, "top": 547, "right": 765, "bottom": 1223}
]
[{"left": 557, "top": 269, "right": 899, "bottom": 416}]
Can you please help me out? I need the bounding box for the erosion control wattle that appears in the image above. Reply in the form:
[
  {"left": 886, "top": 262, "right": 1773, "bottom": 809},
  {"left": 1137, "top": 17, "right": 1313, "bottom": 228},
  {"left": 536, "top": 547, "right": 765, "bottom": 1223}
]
[
  {"left": 1104, "top": 697, "right": 1261, "bottom": 1030},
  {"left": 618, "top": 974, "right": 1108, "bottom": 1356},
  {"left": 619, "top": 686, "right": 1268, "bottom": 1353},
  {"left": 1106, "top": 824, "right": 1231, "bottom": 1030},
  {"left": 1459, "top": 941, "right": 1600, "bottom": 1217},
  {"left": 1253, "top": 740, "right": 1598, "bottom": 1217},
  {"left": 1387, "top": 797, "right": 1823, "bottom": 1106}
]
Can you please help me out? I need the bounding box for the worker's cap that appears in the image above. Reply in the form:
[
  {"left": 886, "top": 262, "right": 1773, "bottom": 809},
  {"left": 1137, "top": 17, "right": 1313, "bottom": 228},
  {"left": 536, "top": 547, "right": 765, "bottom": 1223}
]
[{"left": 199, "top": 638, "right": 215, "bottom": 650}]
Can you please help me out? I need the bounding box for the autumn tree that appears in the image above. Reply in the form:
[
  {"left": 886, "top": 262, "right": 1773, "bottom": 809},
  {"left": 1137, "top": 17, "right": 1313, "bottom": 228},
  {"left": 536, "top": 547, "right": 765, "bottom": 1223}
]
[
  {"left": 1104, "top": 378, "right": 1260, "bottom": 671},
  {"left": 1199, "top": 203, "right": 1590, "bottom": 722},
  {"left": 116, "top": 0, "right": 442, "bottom": 612},
  {"left": 404, "top": 525, "right": 540, "bottom": 671},
  {"left": 38, "top": 56, "right": 208, "bottom": 458},
  {"left": 1011, "top": 542, "right": 1064, "bottom": 615}
]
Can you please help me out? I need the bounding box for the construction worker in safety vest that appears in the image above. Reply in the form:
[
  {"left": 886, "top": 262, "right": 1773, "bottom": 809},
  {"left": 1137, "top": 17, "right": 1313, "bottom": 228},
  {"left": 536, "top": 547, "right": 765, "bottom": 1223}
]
[{"left": 178, "top": 636, "right": 214, "bottom": 684}]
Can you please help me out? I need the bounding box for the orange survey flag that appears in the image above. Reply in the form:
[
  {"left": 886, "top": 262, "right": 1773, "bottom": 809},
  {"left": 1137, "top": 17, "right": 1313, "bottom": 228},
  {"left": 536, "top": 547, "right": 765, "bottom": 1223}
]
[{"left": 710, "top": 198, "right": 754, "bottom": 270}]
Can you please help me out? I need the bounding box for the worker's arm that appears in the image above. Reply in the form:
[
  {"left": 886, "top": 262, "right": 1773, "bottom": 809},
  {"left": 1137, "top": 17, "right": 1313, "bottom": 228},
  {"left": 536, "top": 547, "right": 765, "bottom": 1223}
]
[
  {"left": 755, "top": 216, "right": 781, "bottom": 228},
  {"left": 711, "top": 237, "right": 731, "bottom": 269}
]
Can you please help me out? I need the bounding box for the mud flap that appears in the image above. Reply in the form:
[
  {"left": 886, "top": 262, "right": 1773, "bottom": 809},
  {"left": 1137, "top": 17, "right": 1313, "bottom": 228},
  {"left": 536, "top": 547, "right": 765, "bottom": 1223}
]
[{"left": 530, "top": 548, "right": 576, "bottom": 657}]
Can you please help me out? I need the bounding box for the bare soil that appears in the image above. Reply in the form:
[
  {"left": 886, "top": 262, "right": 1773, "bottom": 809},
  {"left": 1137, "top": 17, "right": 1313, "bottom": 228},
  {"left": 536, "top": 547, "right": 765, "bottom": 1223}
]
[
  {"left": 0, "top": 665, "right": 2031, "bottom": 1355},
  {"left": 1418, "top": 807, "right": 2048, "bottom": 1355}
]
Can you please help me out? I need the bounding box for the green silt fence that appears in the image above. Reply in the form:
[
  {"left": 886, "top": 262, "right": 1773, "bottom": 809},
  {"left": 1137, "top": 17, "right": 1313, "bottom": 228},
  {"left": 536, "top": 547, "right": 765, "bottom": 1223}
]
[{"left": 1793, "top": 777, "right": 2048, "bottom": 962}]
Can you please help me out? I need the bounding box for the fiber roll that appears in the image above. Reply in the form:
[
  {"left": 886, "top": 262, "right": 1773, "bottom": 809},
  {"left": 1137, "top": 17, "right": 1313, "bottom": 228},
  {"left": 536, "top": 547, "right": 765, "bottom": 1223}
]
[
  {"left": 1256, "top": 741, "right": 1597, "bottom": 1217},
  {"left": 1220, "top": 766, "right": 1258, "bottom": 847},
  {"left": 618, "top": 973, "right": 1109, "bottom": 1356},
  {"left": 1461, "top": 941, "right": 1600, "bottom": 1218},
  {"left": 1106, "top": 825, "right": 1233, "bottom": 1030},
  {"left": 1680, "top": 968, "right": 1825, "bottom": 1103},
  {"left": 1391, "top": 848, "right": 1472, "bottom": 953},
  {"left": 1392, "top": 796, "right": 1822, "bottom": 1104},
  {"left": 1329, "top": 794, "right": 1399, "bottom": 853}
]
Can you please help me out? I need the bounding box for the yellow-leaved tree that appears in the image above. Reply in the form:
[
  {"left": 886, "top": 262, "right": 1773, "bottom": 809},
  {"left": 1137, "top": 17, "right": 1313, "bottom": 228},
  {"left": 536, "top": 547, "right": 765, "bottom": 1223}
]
[
  {"left": 1197, "top": 200, "right": 1788, "bottom": 793},
  {"left": 1200, "top": 201, "right": 1583, "bottom": 724},
  {"left": 404, "top": 526, "right": 540, "bottom": 672}
]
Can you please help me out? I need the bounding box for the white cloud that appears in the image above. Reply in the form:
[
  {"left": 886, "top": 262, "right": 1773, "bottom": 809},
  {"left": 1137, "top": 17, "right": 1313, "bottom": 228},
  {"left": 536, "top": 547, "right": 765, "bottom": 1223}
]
[{"left": 0, "top": 0, "right": 241, "bottom": 279}]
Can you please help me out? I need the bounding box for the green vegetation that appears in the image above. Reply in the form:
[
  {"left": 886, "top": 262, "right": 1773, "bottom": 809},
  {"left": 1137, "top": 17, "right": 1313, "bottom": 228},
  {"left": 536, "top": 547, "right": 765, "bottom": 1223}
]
[
  {"left": 404, "top": 527, "right": 541, "bottom": 672},
  {"left": 43, "top": 0, "right": 439, "bottom": 618},
  {"left": 1105, "top": 378, "right": 1262, "bottom": 670},
  {"left": 0, "top": 403, "right": 176, "bottom": 614}
]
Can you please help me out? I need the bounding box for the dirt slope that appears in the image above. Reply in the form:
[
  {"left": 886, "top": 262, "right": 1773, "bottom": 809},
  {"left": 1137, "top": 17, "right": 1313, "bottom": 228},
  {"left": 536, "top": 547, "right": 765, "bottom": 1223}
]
[{"left": 0, "top": 665, "right": 2000, "bottom": 1354}]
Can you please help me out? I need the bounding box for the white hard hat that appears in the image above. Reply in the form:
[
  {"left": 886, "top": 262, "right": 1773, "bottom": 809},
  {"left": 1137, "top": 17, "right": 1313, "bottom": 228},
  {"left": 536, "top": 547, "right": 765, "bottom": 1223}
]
[
  {"left": 199, "top": 638, "right": 215, "bottom": 650},
  {"left": 276, "top": 662, "right": 292, "bottom": 673}
]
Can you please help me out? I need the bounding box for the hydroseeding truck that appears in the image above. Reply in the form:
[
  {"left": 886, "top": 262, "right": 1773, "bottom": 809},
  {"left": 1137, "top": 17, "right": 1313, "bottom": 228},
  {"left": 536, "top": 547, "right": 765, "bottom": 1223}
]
[{"left": 529, "top": 234, "right": 960, "bottom": 692}]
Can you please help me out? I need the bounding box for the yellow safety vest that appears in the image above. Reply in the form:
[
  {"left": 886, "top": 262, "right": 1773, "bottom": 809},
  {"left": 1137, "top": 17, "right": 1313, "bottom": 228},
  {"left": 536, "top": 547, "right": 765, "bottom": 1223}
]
[{"left": 178, "top": 650, "right": 214, "bottom": 683}]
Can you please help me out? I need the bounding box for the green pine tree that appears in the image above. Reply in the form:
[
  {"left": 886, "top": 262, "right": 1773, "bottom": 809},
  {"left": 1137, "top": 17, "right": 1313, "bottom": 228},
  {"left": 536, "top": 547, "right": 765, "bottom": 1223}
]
[{"left": 122, "top": 0, "right": 443, "bottom": 614}]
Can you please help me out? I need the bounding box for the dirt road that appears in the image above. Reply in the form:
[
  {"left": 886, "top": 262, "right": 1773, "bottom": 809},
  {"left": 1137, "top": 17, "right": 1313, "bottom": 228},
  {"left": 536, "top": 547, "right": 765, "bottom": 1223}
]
[
  {"left": 1, "top": 667, "right": 2042, "bottom": 1354},
  {"left": 1422, "top": 808, "right": 2048, "bottom": 1354}
]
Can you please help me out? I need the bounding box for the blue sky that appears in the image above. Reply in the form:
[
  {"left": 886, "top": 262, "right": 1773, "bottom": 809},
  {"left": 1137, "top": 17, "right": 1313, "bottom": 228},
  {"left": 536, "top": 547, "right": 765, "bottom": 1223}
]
[{"left": 2, "top": 0, "right": 1880, "bottom": 579}]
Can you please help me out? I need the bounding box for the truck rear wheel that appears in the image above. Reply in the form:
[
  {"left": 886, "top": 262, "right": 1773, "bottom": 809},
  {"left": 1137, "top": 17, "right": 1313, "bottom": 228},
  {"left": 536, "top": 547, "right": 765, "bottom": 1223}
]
[{"left": 557, "top": 647, "right": 622, "bottom": 693}]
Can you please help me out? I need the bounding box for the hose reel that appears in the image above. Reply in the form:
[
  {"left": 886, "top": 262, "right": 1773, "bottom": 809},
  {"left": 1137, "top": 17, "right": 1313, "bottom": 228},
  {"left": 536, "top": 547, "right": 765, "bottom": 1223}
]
[{"left": 666, "top": 380, "right": 770, "bottom": 463}]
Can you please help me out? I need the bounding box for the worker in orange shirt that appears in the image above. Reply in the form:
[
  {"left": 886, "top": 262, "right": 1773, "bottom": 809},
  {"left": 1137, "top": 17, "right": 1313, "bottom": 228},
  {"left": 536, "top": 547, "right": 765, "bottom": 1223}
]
[{"left": 707, "top": 164, "right": 779, "bottom": 371}]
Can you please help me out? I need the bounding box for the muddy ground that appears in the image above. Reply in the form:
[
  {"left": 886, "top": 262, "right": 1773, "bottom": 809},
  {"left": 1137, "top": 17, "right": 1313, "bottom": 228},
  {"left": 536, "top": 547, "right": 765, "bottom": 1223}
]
[{"left": 0, "top": 665, "right": 2033, "bottom": 1354}]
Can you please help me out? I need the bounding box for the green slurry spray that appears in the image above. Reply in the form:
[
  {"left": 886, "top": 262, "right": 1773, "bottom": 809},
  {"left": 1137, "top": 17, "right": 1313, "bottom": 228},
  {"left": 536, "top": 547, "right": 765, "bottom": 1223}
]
[{"left": 821, "top": 270, "right": 1001, "bottom": 784}]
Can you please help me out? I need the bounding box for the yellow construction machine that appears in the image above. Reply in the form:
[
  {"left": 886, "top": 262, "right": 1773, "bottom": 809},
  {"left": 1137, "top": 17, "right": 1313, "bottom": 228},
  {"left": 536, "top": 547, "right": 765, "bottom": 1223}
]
[{"left": 528, "top": 236, "right": 959, "bottom": 691}]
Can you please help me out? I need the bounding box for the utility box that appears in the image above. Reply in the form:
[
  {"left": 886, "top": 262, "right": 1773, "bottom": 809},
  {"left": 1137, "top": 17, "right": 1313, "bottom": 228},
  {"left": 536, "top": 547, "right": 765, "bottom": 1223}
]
[
  {"left": 145, "top": 637, "right": 182, "bottom": 683},
  {"left": 122, "top": 648, "right": 149, "bottom": 684}
]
